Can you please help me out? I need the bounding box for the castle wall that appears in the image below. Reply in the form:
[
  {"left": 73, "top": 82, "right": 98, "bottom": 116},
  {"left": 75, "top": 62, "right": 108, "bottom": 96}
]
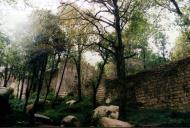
[{"left": 104, "top": 57, "right": 190, "bottom": 111}]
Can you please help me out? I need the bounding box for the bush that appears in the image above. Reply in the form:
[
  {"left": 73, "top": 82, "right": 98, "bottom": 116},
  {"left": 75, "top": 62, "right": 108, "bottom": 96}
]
[
  {"left": 9, "top": 98, "right": 25, "bottom": 112},
  {"left": 0, "top": 98, "right": 26, "bottom": 127},
  {"left": 40, "top": 96, "right": 93, "bottom": 126},
  {"left": 46, "top": 89, "right": 56, "bottom": 101},
  {"left": 7, "top": 87, "right": 14, "bottom": 99}
]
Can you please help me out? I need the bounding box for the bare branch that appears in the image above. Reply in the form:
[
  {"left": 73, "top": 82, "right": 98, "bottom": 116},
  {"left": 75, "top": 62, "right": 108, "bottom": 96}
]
[
  {"left": 170, "top": 0, "right": 183, "bottom": 15},
  {"left": 155, "top": 0, "right": 182, "bottom": 16},
  {"left": 124, "top": 53, "right": 137, "bottom": 59},
  {"left": 85, "top": 11, "right": 114, "bottom": 27}
]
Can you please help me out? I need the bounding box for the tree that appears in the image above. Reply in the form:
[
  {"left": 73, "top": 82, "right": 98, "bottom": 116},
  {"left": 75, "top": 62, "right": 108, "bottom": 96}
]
[
  {"left": 171, "top": 33, "right": 190, "bottom": 60},
  {"left": 61, "top": 0, "right": 152, "bottom": 119},
  {"left": 22, "top": 10, "right": 67, "bottom": 114},
  {"left": 123, "top": 10, "right": 152, "bottom": 70},
  {"left": 0, "top": 33, "right": 12, "bottom": 87},
  {"left": 55, "top": 47, "right": 71, "bottom": 101},
  {"left": 32, "top": 10, "right": 66, "bottom": 91},
  {"left": 28, "top": 50, "right": 48, "bottom": 120},
  {"left": 154, "top": 0, "right": 183, "bottom": 16},
  {"left": 154, "top": 32, "right": 168, "bottom": 61},
  {"left": 92, "top": 46, "right": 109, "bottom": 108},
  {"left": 58, "top": 6, "right": 93, "bottom": 101}
]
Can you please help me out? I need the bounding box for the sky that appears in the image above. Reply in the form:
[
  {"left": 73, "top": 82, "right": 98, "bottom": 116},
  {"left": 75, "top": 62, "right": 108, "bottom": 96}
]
[
  {"left": 0, "top": 0, "right": 59, "bottom": 38},
  {"left": 0, "top": 0, "right": 180, "bottom": 65},
  {"left": 0, "top": 0, "right": 102, "bottom": 66}
]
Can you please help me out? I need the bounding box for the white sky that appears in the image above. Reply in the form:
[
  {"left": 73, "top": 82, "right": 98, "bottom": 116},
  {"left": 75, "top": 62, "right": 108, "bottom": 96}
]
[{"left": 0, "top": 0, "right": 181, "bottom": 65}]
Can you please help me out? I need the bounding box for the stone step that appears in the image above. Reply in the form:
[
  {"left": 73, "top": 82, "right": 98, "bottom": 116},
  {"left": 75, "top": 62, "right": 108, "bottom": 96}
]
[{"left": 96, "top": 84, "right": 106, "bottom": 103}]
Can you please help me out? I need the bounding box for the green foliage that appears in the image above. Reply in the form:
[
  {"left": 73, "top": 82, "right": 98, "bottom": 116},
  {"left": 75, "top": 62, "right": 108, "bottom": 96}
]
[
  {"left": 28, "top": 89, "right": 59, "bottom": 104},
  {"left": 124, "top": 10, "right": 152, "bottom": 56},
  {"left": 29, "top": 92, "right": 38, "bottom": 102},
  {"left": 9, "top": 98, "right": 25, "bottom": 112},
  {"left": 125, "top": 108, "right": 190, "bottom": 127},
  {"left": 171, "top": 32, "right": 190, "bottom": 60},
  {"left": 7, "top": 87, "right": 14, "bottom": 99},
  {"left": 63, "top": 95, "right": 76, "bottom": 102},
  {"left": 141, "top": 50, "right": 167, "bottom": 68},
  {"left": 0, "top": 99, "right": 26, "bottom": 127},
  {"left": 0, "top": 88, "right": 14, "bottom": 100},
  {"left": 45, "top": 89, "right": 56, "bottom": 101},
  {"left": 40, "top": 96, "right": 93, "bottom": 126},
  {"left": 122, "top": 9, "right": 168, "bottom": 73},
  {"left": 153, "top": 31, "right": 168, "bottom": 60}
]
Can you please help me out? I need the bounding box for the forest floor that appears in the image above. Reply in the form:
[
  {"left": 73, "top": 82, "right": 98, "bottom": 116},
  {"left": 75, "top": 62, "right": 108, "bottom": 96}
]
[{"left": 1, "top": 96, "right": 190, "bottom": 127}]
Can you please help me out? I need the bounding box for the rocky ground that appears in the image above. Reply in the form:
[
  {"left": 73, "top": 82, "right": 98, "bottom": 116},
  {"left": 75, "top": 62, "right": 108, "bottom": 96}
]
[{"left": 1, "top": 89, "right": 190, "bottom": 127}]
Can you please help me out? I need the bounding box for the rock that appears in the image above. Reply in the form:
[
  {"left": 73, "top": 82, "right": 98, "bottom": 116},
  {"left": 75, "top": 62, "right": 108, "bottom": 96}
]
[
  {"left": 26, "top": 104, "right": 33, "bottom": 114},
  {"left": 93, "top": 105, "right": 119, "bottom": 119},
  {"left": 61, "top": 115, "right": 80, "bottom": 127},
  {"left": 0, "top": 87, "right": 8, "bottom": 96},
  {"left": 99, "top": 117, "right": 133, "bottom": 127},
  {"left": 105, "top": 97, "right": 111, "bottom": 104},
  {"left": 0, "top": 87, "right": 11, "bottom": 115},
  {"left": 26, "top": 100, "right": 51, "bottom": 115},
  {"left": 34, "top": 113, "right": 52, "bottom": 124},
  {"left": 66, "top": 100, "right": 77, "bottom": 106}
]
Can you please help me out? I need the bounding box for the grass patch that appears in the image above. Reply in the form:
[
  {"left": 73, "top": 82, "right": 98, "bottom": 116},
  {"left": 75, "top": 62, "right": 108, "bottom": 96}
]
[{"left": 125, "top": 108, "right": 190, "bottom": 127}]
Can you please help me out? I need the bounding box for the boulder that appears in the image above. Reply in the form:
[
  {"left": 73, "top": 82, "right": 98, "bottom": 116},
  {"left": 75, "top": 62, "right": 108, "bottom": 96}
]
[
  {"left": 0, "top": 87, "right": 8, "bottom": 96},
  {"left": 105, "top": 97, "right": 111, "bottom": 104},
  {"left": 93, "top": 105, "right": 119, "bottom": 119},
  {"left": 26, "top": 100, "right": 51, "bottom": 115},
  {"left": 26, "top": 104, "right": 33, "bottom": 114},
  {"left": 34, "top": 113, "right": 52, "bottom": 124},
  {"left": 61, "top": 115, "right": 80, "bottom": 127},
  {"left": 66, "top": 100, "right": 77, "bottom": 106},
  {"left": 0, "top": 87, "right": 11, "bottom": 115},
  {"left": 99, "top": 117, "right": 133, "bottom": 127}
]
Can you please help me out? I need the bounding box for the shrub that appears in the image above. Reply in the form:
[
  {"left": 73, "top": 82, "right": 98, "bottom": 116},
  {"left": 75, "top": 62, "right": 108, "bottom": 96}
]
[
  {"left": 1, "top": 98, "right": 26, "bottom": 127},
  {"left": 9, "top": 98, "right": 25, "bottom": 112},
  {"left": 40, "top": 96, "right": 93, "bottom": 126}
]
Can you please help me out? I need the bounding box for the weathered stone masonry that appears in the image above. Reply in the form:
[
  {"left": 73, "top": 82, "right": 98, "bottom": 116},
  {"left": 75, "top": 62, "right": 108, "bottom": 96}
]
[{"left": 105, "top": 57, "right": 190, "bottom": 111}]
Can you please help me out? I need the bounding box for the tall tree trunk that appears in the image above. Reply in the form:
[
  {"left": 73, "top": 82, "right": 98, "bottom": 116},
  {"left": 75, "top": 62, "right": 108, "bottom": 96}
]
[
  {"left": 76, "top": 53, "right": 82, "bottom": 101},
  {"left": 16, "top": 75, "right": 21, "bottom": 99},
  {"left": 32, "top": 66, "right": 40, "bottom": 92},
  {"left": 55, "top": 53, "right": 69, "bottom": 101},
  {"left": 19, "top": 76, "right": 25, "bottom": 100},
  {"left": 113, "top": 0, "right": 127, "bottom": 120},
  {"left": 3, "top": 65, "right": 11, "bottom": 87},
  {"left": 32, "top": 54, "right": 48, "bottom": 117},
  {"left": 3, "top": 65, "right": 8, "bottom": 87},
  {"left": 92, "top": 84, "right": 97, "bottom": 108},
  {"left": 43, "top": 54, "right": 56, "bottom": 105},
  {"left": 116, "top": 51, "right": 126, "bottom": 120},
  {"left": 162, "top": 45, "right": 166, "bottom": 62},
  {"left": 143, "top": 47, "right": 146, "bottom": 70},
  {"left": 23, "top": 72, "right": 34, "bottom": 113},
  {"left": 93, "top": 55, "right": 108, "bottom": 108}
]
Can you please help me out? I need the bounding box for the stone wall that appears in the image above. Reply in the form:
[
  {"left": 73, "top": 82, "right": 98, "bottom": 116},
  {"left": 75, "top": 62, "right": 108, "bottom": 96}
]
[
  {"left": 51, "top": 61, "right": 96, "bottom": 97},
  {"left": 2, "top": 61, "right": 95, "bottom": 99},
  {"left": 104, "top": 57, "right": 190, "bottom": 111}
]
